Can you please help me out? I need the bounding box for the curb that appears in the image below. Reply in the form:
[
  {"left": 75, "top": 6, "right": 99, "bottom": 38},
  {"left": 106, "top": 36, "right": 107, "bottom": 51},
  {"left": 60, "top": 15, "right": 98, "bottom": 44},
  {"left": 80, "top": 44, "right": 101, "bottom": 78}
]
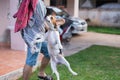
[
  {"left": 0, "top": 68, "right": 23, "bottom": 80},
  {"left": 0, "top": 63, "right": 41, "bottom": 80}
]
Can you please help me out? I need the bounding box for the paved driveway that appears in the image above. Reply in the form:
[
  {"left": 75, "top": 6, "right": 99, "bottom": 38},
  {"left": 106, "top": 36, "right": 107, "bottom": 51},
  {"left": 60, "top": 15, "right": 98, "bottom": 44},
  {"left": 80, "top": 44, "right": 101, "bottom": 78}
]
[{"left": 63, "top": 32, "right": 120, "bottom": 56}]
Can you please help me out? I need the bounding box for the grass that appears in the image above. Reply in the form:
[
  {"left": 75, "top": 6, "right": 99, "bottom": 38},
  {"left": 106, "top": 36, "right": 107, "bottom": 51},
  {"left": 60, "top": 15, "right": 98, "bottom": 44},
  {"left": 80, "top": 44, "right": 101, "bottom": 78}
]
[
  {"left": 88, "top": 26, "right": 120, "bottom": 35},
  {"left": 19, "top": 45, "right": 120, "bottom": 80}
]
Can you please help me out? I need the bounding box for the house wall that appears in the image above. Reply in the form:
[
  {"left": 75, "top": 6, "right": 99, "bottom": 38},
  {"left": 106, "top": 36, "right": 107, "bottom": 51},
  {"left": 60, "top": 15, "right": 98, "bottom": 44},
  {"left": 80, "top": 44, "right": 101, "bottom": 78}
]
[
  {"left": 79, "top": 9, "right": 120, "bottom": 27},
  {"left": 9, "top": 0, "right": 27, "bottom": 51},
  {"left": 44, "top": 0, "right": 50, "bottom": 6},
  {"left": 0, "top": 0, "right": 10, "bottom": 43},
  {"left": 66, "top": 0, "right": 73, "bottom": 16},
  {"left": 67, "top": 0, "right": 79, "bottom": 17}
]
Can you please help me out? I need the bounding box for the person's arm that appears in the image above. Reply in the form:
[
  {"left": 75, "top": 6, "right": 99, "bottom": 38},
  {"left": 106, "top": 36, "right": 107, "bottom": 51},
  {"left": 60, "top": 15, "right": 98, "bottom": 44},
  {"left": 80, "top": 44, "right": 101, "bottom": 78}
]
[{"left": 56, "top": 18, "right": 65, "bottom": 26}]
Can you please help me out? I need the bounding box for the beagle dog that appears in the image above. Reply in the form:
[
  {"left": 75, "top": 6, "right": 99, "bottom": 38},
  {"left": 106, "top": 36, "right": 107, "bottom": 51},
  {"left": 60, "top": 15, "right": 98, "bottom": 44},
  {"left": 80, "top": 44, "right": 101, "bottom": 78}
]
[{"left": 45, "top": 15, "right": 77, "bottom": 80}]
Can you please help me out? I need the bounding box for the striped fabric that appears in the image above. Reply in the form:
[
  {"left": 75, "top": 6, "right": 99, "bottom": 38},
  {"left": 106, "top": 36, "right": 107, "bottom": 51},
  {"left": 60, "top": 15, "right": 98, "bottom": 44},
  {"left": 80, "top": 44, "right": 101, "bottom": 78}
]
[{"left": 21, "top": 0, "right": 46, "bottom": 48}]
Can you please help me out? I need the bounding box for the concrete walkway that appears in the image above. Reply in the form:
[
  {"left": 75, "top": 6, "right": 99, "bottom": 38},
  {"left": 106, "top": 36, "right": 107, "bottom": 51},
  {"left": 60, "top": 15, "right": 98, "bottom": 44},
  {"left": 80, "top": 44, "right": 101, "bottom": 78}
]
[
  {"left": 0, "top": 32, "right": 120, "bottom": 80},
  {"left": 63, "top": 32, "right": 120, "bottom": 56}
]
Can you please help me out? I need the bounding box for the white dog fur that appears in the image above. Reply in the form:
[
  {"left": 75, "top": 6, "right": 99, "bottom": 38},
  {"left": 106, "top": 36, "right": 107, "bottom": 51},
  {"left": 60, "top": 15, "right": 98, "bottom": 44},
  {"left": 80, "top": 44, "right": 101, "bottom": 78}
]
[{"left": 45, "top": 15, "right": 77, "bottom": 80}]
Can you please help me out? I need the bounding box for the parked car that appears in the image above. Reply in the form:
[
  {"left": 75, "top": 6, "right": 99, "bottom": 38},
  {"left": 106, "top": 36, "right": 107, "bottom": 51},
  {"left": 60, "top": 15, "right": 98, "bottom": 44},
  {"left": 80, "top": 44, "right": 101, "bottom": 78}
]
[{"left": 46, "top": 6, "right": 88, "bottom": 35}]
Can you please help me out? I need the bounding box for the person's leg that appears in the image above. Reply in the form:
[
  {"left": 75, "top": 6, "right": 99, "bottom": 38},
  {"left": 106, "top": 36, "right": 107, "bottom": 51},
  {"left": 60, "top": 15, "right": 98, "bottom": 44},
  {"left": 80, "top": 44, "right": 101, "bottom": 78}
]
[
  {"left": 38, "top": 56, "right": 50, "bottom": 76},
  {"left": 23, "top": 46, "right": 39, "bottom": 80},
  {"left": 23, "top": 64, "right": 32, "bottom": 80},
  {"left": 38, "top": 42, "right": 50, "bottom": 77}
]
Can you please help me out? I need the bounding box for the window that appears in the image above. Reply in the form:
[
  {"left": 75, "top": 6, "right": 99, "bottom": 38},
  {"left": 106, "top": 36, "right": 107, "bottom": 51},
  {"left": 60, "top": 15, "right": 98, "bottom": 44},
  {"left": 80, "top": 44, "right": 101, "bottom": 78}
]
[
  {"left": 50, "top": 0, "right": 67, "bottom": 8},
  {"left": 96, "top": 0, "right": 118, "bottom": 7}
]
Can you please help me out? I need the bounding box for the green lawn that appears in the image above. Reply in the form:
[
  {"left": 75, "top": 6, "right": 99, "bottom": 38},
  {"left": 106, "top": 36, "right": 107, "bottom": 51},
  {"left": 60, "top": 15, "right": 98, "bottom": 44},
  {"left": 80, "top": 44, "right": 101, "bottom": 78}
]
[
  {"left": 88, "top": 26, "right": 120, "bottom": 35},
  {"left": 19, "top": 45, "right": 120, "bottom": 80}
]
